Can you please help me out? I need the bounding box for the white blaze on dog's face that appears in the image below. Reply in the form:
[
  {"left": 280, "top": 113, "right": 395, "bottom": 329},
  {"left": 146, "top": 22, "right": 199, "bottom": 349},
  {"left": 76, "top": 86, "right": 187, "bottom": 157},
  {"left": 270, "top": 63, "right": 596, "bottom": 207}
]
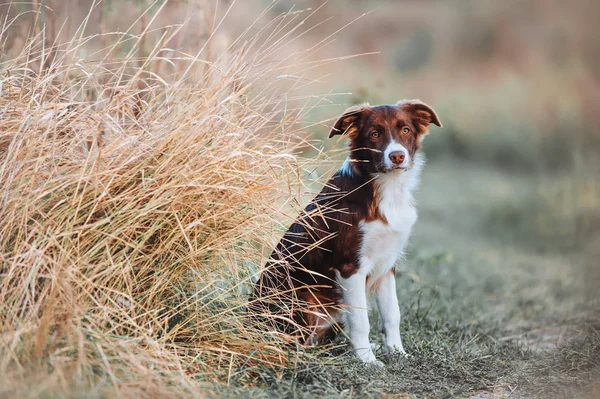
[
  {"left": 383, "top": 139, "right": 411, "bottom": 171},
  {"left": 329, "top": 100, "right": 442, "bottom": 174}
]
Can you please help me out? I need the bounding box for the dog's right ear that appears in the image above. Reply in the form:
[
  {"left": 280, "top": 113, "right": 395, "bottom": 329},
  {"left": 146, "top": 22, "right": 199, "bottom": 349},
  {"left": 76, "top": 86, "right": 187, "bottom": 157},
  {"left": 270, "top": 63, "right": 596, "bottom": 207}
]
[{"left": 329, "top": 103, "right": 371, "bottom": 138}]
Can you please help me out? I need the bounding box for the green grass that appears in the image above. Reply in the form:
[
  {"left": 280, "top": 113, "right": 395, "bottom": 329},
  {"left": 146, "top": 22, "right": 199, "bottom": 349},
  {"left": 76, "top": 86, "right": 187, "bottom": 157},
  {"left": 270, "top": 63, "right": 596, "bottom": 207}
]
[
  {"left": 213, "top": 158, "right": 600, "bottom": 399},
  {"left": 2, "top": 3, "right": 599, "bottom": 398}
]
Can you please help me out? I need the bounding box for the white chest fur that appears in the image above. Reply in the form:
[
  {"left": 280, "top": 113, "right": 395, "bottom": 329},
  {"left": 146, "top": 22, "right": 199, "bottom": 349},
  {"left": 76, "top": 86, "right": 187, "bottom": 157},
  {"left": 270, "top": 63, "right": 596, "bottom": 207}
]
[{"left": 358, "top": 157, "right": 422, "bottom": 288}]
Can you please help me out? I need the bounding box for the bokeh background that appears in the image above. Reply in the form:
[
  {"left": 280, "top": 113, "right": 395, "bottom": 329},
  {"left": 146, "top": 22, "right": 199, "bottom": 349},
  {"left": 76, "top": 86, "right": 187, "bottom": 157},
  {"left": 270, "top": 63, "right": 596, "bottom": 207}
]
[
  {"left": 5, "top": 0, "right": 599, "bottom": 253},
  {"left": 2, "top": 1, "right": 599, "bottom": 397}
]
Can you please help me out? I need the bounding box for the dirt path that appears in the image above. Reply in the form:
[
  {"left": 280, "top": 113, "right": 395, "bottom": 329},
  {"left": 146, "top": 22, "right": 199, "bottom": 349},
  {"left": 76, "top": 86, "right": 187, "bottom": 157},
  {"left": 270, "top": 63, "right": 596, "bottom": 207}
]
[{"left": 405, "top": 158, "right": 598, "bottom": 398}]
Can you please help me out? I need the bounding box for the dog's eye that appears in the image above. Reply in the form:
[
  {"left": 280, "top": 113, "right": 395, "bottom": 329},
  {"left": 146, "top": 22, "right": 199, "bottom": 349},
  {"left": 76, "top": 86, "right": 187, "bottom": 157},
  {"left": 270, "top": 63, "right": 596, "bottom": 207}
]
[
  {"left": 370, "top": 131, "right": 380, "bottom": 139},
  {"left": 402, "top": 127, "right": 410, "bottom": 134}
]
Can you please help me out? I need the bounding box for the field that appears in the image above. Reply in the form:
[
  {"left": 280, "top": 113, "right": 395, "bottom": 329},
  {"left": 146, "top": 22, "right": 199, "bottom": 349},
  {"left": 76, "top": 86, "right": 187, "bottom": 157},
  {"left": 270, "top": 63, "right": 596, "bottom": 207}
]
[
  {"left": 1, "top": 1, "right": 599, "bottom": 398},
  {"left": 214, "top": 156, "right": 600, "bottom": 398}
]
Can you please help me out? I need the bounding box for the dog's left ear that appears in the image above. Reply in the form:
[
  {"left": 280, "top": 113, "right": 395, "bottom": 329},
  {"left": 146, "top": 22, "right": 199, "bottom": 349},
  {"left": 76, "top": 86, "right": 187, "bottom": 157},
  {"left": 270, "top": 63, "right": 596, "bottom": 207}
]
[
  {"left": 397, "top": 99, "right": 443, "bottom": 130},
  {"left": 329, "top": 103, "right": 371, "bottom": 138}
]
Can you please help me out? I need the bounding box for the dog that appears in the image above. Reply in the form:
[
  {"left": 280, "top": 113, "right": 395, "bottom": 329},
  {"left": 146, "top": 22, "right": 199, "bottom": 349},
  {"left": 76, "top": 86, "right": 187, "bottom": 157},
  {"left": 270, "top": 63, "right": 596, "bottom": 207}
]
[{"left": 249, "top": 100, "right": 442, "bottom": 365}]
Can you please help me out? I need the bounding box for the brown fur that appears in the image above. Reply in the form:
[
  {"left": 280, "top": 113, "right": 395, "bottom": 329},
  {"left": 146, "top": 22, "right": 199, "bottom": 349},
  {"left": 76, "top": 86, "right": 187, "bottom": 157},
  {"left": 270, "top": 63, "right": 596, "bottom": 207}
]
[{"left": 248, "top": 100, "right": 441, "bottom": 343}]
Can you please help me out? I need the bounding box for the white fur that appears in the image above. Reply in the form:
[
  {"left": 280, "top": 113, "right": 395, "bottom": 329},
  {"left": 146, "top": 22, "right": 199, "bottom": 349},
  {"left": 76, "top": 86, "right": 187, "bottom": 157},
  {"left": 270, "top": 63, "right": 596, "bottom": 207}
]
[
  {"left": 339, "top": 272, "right": 382, "bottom": 365},
  {"left": 338, "top": 153, "right": 424, "bottom": 365},
  {"left": 383, "top": 139, "right": 410, "bottom": 170},
  {"left": 375, "top": 271, "right": 404, "bottom": 353}
]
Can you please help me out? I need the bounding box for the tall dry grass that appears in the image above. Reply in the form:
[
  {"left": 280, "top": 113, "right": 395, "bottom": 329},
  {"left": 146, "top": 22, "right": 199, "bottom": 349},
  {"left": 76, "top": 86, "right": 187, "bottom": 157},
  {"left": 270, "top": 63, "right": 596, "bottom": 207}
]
[{"left": 0, "top": 3, "right": 342, "bottom": 397}]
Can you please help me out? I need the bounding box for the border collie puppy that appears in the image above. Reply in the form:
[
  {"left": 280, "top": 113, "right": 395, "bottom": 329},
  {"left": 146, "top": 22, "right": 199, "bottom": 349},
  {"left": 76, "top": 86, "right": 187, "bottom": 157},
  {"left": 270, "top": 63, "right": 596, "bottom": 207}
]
[{"left": 249, "top": 100, "right": 442, "bottom": 365}]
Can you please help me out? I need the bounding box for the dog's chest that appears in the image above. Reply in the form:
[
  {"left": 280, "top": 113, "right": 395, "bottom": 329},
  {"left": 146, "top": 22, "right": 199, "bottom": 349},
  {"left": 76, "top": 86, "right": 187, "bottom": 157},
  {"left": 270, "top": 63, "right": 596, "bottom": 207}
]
[{"left": 358, "top": 174, "right": 417, "bottom": 277}]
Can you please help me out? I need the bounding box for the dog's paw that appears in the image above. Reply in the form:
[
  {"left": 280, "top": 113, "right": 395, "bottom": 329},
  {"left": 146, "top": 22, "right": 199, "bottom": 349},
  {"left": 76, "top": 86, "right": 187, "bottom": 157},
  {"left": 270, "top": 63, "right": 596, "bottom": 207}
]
[
  {"left": 385, "top": 345, "right": 411, "bottom": 359},
  {"left": 363, "top": 354, "right": 385, "bottom": 368},
  {"left": 356, "top": 349, "right": 384, "bottom": 367}
]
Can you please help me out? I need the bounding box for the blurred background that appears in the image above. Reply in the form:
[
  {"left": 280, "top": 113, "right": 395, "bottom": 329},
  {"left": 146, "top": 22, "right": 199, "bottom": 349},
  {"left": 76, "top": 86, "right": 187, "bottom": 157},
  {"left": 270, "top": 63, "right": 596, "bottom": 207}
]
[
  {"left": 3, "top": 0, "right": 599, "bottom": 321},
  {"left": 3, "top": 0, "right": 599, "bottom": 298},
  {"left": 1, "top": 1, "right": 599, "bottom": 396},
  {"left": 4, "top": 0, "right": 598, "bottom": 240}
]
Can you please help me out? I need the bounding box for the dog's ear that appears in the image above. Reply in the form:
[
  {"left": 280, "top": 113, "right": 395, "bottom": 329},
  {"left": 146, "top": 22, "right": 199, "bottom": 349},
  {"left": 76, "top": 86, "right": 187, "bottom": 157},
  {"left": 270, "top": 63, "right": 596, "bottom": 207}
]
[
  {"left": 397, "top": 99, "right": 442, "bottom": 130},
  {"left": 329, "top": 103, "right": 371, "bottom": 138}
]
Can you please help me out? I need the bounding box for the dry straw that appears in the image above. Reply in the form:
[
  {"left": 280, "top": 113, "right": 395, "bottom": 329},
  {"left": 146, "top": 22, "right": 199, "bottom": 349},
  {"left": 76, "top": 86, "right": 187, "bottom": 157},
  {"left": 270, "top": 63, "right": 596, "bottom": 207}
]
[{"left": 0, "top": 1, "right": 348, "bottom": 396}]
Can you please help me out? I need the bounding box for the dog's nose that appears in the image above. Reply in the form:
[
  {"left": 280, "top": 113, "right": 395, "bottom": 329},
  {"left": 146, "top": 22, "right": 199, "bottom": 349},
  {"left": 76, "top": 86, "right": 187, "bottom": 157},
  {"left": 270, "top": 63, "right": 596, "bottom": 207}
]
[{"left": 389, "top": 151, "right": 406, "bottom": 165}]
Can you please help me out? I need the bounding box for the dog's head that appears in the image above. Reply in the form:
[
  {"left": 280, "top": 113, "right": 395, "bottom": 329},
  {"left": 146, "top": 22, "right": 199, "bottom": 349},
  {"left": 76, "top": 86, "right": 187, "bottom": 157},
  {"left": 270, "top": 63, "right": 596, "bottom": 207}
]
[{"left": 329, "top": 100, "right": 442, "bottom": 174}]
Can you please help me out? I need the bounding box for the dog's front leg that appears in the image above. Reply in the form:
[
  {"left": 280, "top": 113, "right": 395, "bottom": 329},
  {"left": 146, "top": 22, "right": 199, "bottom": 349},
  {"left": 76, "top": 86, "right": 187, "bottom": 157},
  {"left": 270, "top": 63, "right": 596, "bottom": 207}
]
[
  {"left": 375, "top": 270, "right": 406, "bottom": 355},
  {"left": 340, "top": 271, "right": 383, "bottom": 366}
]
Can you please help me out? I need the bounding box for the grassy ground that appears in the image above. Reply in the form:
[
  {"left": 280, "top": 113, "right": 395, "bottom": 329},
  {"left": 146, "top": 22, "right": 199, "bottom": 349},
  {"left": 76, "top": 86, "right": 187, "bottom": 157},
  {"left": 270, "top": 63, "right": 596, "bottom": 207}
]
[
  {"left": 2, "top": 3, "right": 599, "bottom": 398},
  {"left": 217, "top": 156, "right": 600, "bottom": 399}
]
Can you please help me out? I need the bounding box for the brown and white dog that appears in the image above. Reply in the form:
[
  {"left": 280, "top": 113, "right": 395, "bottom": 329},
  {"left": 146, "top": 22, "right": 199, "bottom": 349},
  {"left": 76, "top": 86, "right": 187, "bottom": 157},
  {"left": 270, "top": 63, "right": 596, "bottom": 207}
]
[{"left": 249, "top": 100, "right": 442, "bottom": 365}]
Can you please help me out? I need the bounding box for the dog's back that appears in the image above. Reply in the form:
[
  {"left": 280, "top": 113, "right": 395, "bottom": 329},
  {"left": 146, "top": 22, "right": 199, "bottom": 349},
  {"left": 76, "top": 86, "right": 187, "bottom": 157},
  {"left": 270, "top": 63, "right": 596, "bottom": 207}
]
[
  {"left": 248, "top": 167, "right": 374, "bottom": 341},
  {"left": 249, "top": 100, "right": 442, "bottom": 360}
]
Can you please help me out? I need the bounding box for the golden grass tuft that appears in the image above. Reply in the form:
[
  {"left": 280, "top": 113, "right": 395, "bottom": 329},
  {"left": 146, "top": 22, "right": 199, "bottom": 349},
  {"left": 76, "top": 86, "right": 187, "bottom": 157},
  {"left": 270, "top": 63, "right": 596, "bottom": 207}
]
[{"left": 0, "top": 3, "right": 340, "bottom": 396}]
